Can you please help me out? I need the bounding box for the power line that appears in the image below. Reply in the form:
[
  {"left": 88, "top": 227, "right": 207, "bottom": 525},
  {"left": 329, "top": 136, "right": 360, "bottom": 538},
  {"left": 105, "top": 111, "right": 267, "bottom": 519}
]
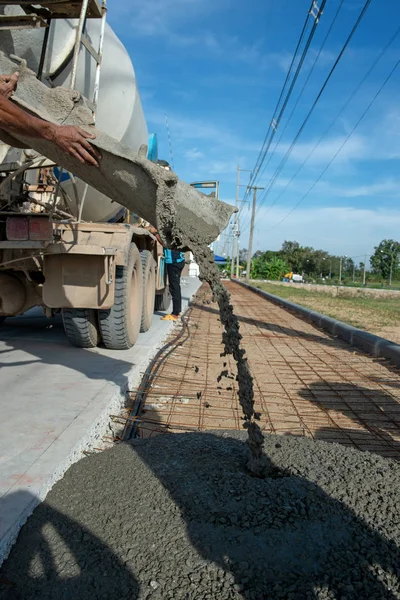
[
  {"left": 247, "top": 19, "right": 400, "bottom": 228},
  {"left": 242, "top": 0, "right": 374, "bottom": 233},
  {"left": 241, "top": 0, "right": 326, "bottom": 208},
  {"left": 253, "top": 0, "right": 347, "bottom": 199},
  {"left": 260, "top": 54, "right": 400, "bottom": 233},
  {"left": 240, "top": 0, "right": 346, "bottom": 231},
  {"left": 248, "top": 7, "right": 311, "bottom": 183}
]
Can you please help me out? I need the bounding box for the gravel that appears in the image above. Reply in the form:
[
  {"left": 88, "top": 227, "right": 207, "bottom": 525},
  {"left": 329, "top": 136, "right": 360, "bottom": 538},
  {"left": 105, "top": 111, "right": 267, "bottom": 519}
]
[{"left": 1, "top": 431, "right": 400, "bottom": 599}]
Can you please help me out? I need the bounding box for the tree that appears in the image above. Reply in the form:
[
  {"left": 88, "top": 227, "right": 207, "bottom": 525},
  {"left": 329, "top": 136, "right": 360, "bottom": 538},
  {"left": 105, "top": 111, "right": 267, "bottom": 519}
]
[
  {"left": 250, "top": 255, "right": 288, "bottom": 280},
  {"left": 370, "top": 239, "right": 400, "bottom": 282},
  {"left": 343, "top": 257, "right": 355, "bottom": 280},
  {"left": 251, "top": 256, "right": 269, "bottom": 279},
  {"left": 279, "top": 240, "right": 304, "bottom": 272},
  {"left": 266, "top": 257, "right": 289, "bottom": 280}
]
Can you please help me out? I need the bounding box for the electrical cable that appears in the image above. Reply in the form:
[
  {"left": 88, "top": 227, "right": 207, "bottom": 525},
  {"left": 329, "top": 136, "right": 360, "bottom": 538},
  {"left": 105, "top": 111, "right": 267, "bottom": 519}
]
[
  {"left": 254, "top": 0, "right": 346, "bottom": 197},
  {"left": 242, "top": 0, "right": 326, "bottom": 207},
  {"left": 241, "top": 0, "right": 374, "bottom": 233},
  {"left": 248, "top": 19, "right": 400, "bottom": 227},
  {"left": 260, "top": 54, "right": 400, "bottom": 233}
]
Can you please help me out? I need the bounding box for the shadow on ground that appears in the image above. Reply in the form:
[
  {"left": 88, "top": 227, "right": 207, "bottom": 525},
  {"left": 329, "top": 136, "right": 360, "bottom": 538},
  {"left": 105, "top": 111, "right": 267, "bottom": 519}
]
[
  {"left": 2, "top": 432, "right": 400, "bottom": 599},
  {"left": 0, "top": 490, "right": 138, "bottom": 599},
  {"left": 129, "top": 432, "right": 400, "bottom": 599},
  {"left": 191, "top": 302, "right": 356, "bottom": 350},
  {"left": 298, "top": 381, "right": 400, "bottom": 458},
  {"left": 0, "top": 312, "right": 141, "bottom": 405}
]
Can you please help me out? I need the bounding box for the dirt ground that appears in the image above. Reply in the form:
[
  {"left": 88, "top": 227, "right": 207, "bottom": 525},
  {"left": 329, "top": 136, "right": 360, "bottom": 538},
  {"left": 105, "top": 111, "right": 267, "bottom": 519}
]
[
  {"left": 374, "top": 326, "right": 400, "bottom": 345},
  {"left": 255, "top": 282, "right": 400, "bottom": 343}
]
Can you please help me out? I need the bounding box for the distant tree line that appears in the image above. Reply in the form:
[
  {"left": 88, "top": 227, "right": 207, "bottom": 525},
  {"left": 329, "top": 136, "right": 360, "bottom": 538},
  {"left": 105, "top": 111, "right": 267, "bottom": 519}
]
[{"left": 225, "top": 239, "right": 400, "bottom": 284}]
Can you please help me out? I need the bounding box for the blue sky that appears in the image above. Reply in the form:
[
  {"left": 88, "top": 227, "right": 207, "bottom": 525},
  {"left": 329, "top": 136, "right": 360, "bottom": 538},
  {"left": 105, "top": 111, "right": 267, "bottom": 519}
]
[{"left": 109, "top": 0, "right": 400, "bottom": 262}]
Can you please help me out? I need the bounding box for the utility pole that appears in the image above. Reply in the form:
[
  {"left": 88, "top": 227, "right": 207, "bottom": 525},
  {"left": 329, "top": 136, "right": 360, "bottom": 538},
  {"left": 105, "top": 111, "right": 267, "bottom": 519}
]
[
  {"left": 339, "top": 255, "right": 347, "bottom": 283},
  {"left": 390, "top": 254, "right": 394, "bottom": 286},
  {"left": 363, "top": 254, "right": 367, "bottom": 286},
  {"left": 231, "top": 167, "right": 252, "bottom": 279},
  {"left": 246, "top": 186, "right": 264, "bottom": 282},
  {"left": 230, "top": 166, "right": 240, "bottom": 277},
  {"left": 236, "top": 217, "right": 240, "bottom": 279},
  {"left": 352, "top": 262, "right": 356, "bottom": 283}
]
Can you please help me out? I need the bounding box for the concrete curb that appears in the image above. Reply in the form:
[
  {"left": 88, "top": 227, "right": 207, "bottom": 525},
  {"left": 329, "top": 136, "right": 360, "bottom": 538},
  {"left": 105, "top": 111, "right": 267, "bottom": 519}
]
[{"left": 232, "top": 279, "right": 400, "bottom": 366}]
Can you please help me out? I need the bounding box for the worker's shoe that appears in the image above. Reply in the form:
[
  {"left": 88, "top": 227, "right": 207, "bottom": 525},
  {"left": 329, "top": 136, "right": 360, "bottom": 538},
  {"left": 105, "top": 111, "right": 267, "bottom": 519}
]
[{"left": 161, "top": 314, "right": 180, "bottom": 321}]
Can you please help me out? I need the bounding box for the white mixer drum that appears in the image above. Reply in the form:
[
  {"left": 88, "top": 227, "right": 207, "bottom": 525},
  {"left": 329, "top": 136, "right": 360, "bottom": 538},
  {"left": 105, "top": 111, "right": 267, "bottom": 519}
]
[{"left": 0, "top": 9, "right": 148, "bottom": 222}]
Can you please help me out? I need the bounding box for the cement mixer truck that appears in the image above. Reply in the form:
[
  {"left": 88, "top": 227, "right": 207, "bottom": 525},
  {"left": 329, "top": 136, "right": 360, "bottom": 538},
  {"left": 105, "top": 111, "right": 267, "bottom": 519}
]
[{"left": 0, "top": 1, "right": 189, "bottom": 350}]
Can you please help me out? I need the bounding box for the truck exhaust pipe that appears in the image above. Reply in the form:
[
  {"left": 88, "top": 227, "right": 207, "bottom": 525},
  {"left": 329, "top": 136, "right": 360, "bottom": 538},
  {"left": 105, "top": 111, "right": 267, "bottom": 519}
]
[{"left": 0, "top": 53, "right": 236, "bottom": 249}]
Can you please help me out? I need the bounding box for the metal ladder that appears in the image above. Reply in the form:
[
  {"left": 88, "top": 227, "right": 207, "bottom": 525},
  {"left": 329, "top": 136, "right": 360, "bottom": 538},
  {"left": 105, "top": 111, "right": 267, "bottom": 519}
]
[
  {"left": 0, "top": 1, "right": 107, "bottom": 114},
  {"left": 68, "top": 0, "right": 107, "bottom": 116},
  {"left": 0, "top": 1, "right": 107, "bottom": 222}
]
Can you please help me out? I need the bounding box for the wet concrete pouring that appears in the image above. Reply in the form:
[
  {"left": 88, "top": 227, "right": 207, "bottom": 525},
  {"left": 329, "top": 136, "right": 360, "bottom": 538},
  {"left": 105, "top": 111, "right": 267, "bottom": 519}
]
[{"left": 3, "top": 282, "right": 400, "bottom": 598}]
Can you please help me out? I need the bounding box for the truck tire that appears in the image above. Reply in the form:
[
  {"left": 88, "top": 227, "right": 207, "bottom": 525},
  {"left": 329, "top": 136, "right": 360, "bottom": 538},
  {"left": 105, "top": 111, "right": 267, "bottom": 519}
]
[
  {"left": 98, "top": 243, "right": 143, "bottom": 350},
  {"left": 62, "top": 309, "right": 100, "bottom": 348},
  {"left": 140, "top": 249, "right": 156, "bottom": 333},
  {"left": 155, "top": 286, "right": 171, "bottom": 312}
]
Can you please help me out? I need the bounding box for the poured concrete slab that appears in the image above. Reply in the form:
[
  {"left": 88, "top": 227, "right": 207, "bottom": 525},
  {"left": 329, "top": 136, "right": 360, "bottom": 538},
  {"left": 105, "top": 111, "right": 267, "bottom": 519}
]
[{"left": 0, "top": 277, "right": 201, "bottom": 565}]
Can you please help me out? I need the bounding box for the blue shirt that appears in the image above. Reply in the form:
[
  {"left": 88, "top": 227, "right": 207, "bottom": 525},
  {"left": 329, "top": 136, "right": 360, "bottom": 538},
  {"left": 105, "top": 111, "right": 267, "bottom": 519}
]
[{"left": 164, "top": 249, "right": 185, "bottom": 264}]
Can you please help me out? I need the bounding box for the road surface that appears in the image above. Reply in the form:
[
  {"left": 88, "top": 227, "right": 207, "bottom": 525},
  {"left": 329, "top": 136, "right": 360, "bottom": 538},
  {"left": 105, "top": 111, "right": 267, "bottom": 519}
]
[{"left": 0, "top": 277, "right": 201, "bottom": 564}]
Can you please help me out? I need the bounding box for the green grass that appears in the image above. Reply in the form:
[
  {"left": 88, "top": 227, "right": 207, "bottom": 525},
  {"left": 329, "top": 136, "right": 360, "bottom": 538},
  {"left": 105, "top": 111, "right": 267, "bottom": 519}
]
[
  {"left": 254, "top": 282, "right": 400, "bottom": 333},
  {"left": 318, "top": 280, "right": 400, "bottom": 291}
]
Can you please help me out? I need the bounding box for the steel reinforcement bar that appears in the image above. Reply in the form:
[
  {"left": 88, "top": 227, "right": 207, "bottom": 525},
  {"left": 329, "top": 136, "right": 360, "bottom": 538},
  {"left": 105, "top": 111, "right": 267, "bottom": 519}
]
[{"left": 233, "top": 280, "right": 400, "bottom": 367}]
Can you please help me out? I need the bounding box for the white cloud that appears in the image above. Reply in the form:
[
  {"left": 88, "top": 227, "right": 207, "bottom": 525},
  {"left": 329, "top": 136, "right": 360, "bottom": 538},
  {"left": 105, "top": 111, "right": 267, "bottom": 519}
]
[
  {"left": 330, "top": 179, "right": 400, "bottom": 199},
  {"left": 109, "top": 3, "right": 305, "bottom": 73},
  {"left": 272, "top": 178, "right": 400, "bottom": 200},
  {"left": 248, "top": 206, "right": 400, "bottom": 256},
  {"left": 207, "top": 160, "right": 238, "bottom": 175},
  {"left": 147, "top": 111, "right": 260, "bottom": 153},
  {"left": 109, "top": 0, "right": 220, "bottom": 37},
  {"left": 184, "top": 147, "right": 204, "bottom": 160},
  {"left": 275, "top": 134, "right": 369, "bottom": 165}
]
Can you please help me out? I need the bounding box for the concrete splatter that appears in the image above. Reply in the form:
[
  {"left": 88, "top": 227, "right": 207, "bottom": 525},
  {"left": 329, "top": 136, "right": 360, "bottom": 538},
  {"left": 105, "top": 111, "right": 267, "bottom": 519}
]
[{"left": 185, "top": 242, "right": 270, "bottom": 476}]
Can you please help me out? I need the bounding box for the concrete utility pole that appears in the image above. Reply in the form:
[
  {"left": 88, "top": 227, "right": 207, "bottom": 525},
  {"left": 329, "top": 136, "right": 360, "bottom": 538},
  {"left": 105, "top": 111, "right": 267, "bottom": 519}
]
[
  {"left": 390, "top": 254, "right": 394, "bottom": 286},
  {"left": 363, "top": 254, "right": 367, "bottom": 286},
  {"left": 246, "top": 186, "right": 264, "bottom": 282},
  {"left": 231, "top": 167, "right": 252, "bottom": 279},
  {"left": 339, "top": 255, "right": 347, "bottom": 283},
  {"left": 236, "top": 215, "right": 240, "bottom": 279},
  {"left": 230, "top": 166, "right": 240, "bottom": 277}
]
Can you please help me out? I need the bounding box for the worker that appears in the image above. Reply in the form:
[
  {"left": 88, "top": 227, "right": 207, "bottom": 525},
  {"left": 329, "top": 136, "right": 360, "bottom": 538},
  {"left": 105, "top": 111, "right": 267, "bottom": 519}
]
[
  {"left": 161, "top": 246, "right": 185, "bottom": 321},
  {"left": 154, "top": 159, "right": 185, "bottom": 321},
  {"left": 147, "top": 222, "right": 186, "bottom": 322},
  {"left": 0, "top": 72, "right": 100, "bottom": 167}
]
